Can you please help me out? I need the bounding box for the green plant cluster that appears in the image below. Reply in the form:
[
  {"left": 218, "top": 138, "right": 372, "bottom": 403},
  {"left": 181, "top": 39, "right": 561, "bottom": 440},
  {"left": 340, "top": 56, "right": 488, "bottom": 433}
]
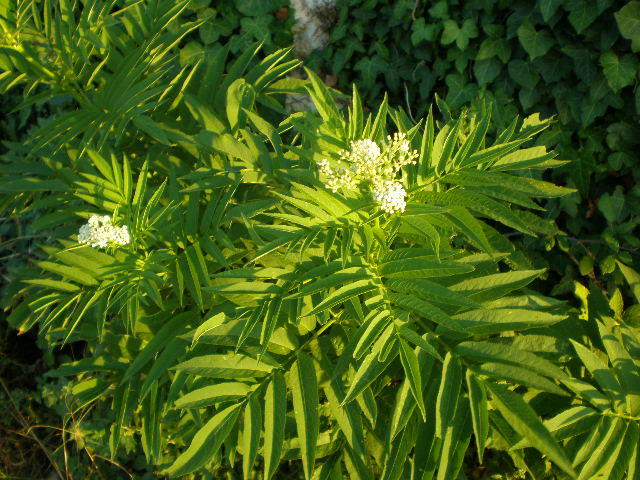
[
  {"left": 2, "top": 1, "right": 640, "bottom": 480},
  {"left": 307, "top": 0, "right": 640, "bottom": 297}
]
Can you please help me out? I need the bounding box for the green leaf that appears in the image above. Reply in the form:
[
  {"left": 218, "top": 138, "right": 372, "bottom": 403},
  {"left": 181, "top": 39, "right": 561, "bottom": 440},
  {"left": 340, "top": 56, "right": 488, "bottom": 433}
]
[
  {"left": 436, "top": 352, "right": 462, "bottom": 439},
  {"left": 387, "top": 278, "right": 479, "bottom": 309},
  {"left": 578, "top": 418, "right": 628, "bottom": 480},
  {"left": 436, "top": 396, "right": 471, "bottom": 480},
  {"left": 566, "top": 0, "right": 600, "bottom": 33},
  {"left": 617, "top": 261, "right": 640, "bottom": 303},
  {"left": 473, "top": 58, "right": 502, "bottom": 86},
  {"left": 264, "top": 371, "right": 287, "bottom": 480},
  {"left": 192, "top": 312, "right": 227, "bottom": 346},
  {"left": 538, "top": 0, "right": 563, "bottom": 22},
  {"left": 353, "top": 310, "right": 392, "bottom": 359},
  {"left": 451, "top": 308, "right": 567, "bottom": 337},
  {"left": 388, "top": 341, "right": 435, "bottom": 443},
  {"left": 314, "top": 356, "right": 367, "bottom": 462},
  {"left": 570, "top": 340, "right": 626, "bottom": 408},
  {"left": 598, "top": 320, "right": 640, "bottom": 415},
  {"left": 175, "top": 383, "right": 251, "bottom": 409},
  {"left": 398, "top": 337, "right": 426, "bottom": 421},
  {"left": 342, "top": 327, "right": 398, "bottom": 405},
  {"left": 243, "top": 395, "right": 262, "bottom": 480},
  {"left": 485, "top": 382, "right": 575, "bottom": 477},
  {"left": 388, "top": 293, "right": 467, "bottom": 334},
  {"left": 435, "top": 118, "right": 462, "bottom": 176},
  {"left": 611, "top": 422, "right": 639, "bottom": 480},
  {"left": 380, "top": 257, "right": 474, "bottom": 279},
  {"left": 474, "top": 362, "right": 569, "bottom": 396},
  {"left": 615, "top": 1, "right": 640, "bottom": 52},
  {"left": 444, "top": 170, "right": 574, "bottom": 198},
  {"left": 37, "top": 261, "right": 98, "bottom": 286},
  {"left": 441, "top": 19, "right": 478, "bottom": 50},
  {"left": 476, "top": 38, "right": 511, "bottom": 63},
  {"left": 600, "top": 51, "right": 639, "bottom": 92},
  {"left": 517, "top": 22, "right": 555, "bottom": 60},
  {"left": 165, "top": 403, "right": 242, "bottom": 476},
  {"left": 121, "top": 314, "right": 190, "bottom": 384},
  {"left": 466, "top": 371, "right": 488, "bottom": 463},
  {"left": 396, "top": 327, "right": 442, "bottom": 361},
  {"left": 576, "top": 417, "right": 626, "bottom": 480},
  {"left": 305, "top": 279, "right": 379, "bottom": 317},
  {"left": 291, "top": 267, "right": 372, "bottom": 298},
  {"left": 450, "top": 270, "right": 546, "bottom": 303},
  {"left": 454, "top": 341, "right": 568, "bottom": 381},
  {"left": 173, "top": 354, "right": 274, "bottom": 378},
  {"left": 289, "top": 353, "right": 320, "bottom": 480}
]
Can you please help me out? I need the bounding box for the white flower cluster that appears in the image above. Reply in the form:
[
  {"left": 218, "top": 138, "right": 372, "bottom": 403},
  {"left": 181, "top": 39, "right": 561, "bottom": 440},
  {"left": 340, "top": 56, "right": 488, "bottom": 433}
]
[
  {"left": 78, "top": 215, "right": 130, "bottom": 249},
  {"left": 372, "top": 180, "right": 407, "bottom": 214},
  {"left": 316, "top": 133, "right": 418, "bottom": 213}
]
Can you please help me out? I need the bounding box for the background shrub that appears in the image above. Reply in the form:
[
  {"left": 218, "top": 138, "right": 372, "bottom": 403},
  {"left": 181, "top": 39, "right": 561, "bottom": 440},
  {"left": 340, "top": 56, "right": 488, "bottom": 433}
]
[{"left": 307, "top": 0, "right": 640, "bottom": 300}]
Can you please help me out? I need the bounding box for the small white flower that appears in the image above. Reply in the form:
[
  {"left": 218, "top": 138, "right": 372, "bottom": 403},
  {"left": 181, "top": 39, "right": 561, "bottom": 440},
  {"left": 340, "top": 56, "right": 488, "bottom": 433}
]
[
  {"left": 78, "top": 215, "right": 130, "bottom": 249},
  {"left": 372, "top": 180, "right": 407, "bottom": 214},
  {"left": 316, "top": 133, "right": 417, "bottom": 214}
]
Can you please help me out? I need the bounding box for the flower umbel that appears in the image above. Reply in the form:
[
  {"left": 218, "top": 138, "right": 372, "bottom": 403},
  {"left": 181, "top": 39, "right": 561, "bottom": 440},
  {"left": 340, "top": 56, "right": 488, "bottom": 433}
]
[
  {"left": 316, "top": 133, "right": 418, "bottom": 213},
  {"left": 372, "top": 180, "right": 407, "bottom": 214},
  {"left": 78, "top": 215, "right": 130, "bottom": 249}
]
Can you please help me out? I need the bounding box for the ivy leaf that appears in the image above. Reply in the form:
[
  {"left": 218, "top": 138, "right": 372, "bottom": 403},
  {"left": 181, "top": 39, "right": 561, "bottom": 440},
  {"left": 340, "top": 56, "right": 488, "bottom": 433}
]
[
  {"left": 354, "top": 55, "right": 387, "bottom": 91},
  {"left": 473, "top": 59, "right": 502, "bottom": 86},
  {"left": 538, "top": 0, "right": 563, "bottom": 23},
  {"left": 517, "top": 22, "right": 555, "bottom": 60},
  {"left": 508, "top": 59, "right": 540, "bottom": 90},
  {"left": 235, "top": 0, "right": 282, "bottom": 16},
  {"left": 476, "top": 38, "right": 511, "bottom": 63},
  {"left": 411, "top": 18, "right": 439, "bottom": 45},
  {"left": 441, "top": 19, "right": 478, "bottom": 50},
  {"left": 562, "top": 45, "right": 597, "bottom": 84},
  {"left": 615, "top": 1, "right": 640, "bottom": 52},
  {"left": 428, "top": 1, "right": 449, "bottom": 19},
  {"left": 600, "top": 51, "right": 639, "bottom": 92},
  {"left": 445, "top": 73, "right": 478, "bottom": 110},
  {"left": 566, "top": 0, "right": 600, "bottom": 33},
  {"left": 598, "top": 188, "right": 626, "bottom": 224}
]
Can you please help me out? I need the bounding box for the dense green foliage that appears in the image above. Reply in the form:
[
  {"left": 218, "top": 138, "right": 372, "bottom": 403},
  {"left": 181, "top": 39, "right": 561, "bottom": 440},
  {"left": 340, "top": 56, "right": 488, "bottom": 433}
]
[
  {"left": 1, "top": 1, "right": 640, "bottom": 479},
  {"left": 308, "top": 0, "right": 640, "bottom": 300},
  {"left": 181, "top": 0, "right": 293, "bottom": 65}
]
